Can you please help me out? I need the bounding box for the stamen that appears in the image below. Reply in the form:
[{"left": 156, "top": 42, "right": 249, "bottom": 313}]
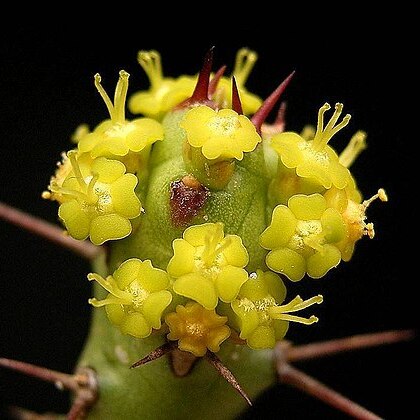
[
  {"left": 113, "top": 70, "right": 130, "bottom": 123},
  {"left": 276, "top": 314, "right": 319, "bottom": 325},
  {"left": 86, "top": 173, "right": 99, "bottom": 204},
  {"left": 339, "top": 131, "right": 367, "bottom": 168},
  {"left": 87, "top": 273, "right": 132, "bottom": 304},
  {"left": 49, "top": 183, "right": 86, "bottom": 201},
  {"left": 363, "top": 188, "right": 388, "bottom": 208},
  {"left": 323, "top": 103, "right": 344, "bottom": 135},
  {"left": 233, "top": 48, "right": 258, "bottom": 87},
  {"left": 314, "top": 103, "right": 330, "bottom": 143},
  {"left": 269, "top": 295, "right": 323, "bottom": 324},
  {"left": 94, "top": 73, "right": 114, "bottom": 120},
  {"left": 200, "top": 224, "right": 228, "bottom": 266},
  {"left": 137, "top": 50, "right": 163, "bottom": 89},
  {"left": 67, "top": 151, "right": 87, "bottom": 191},
  {"left": 365, "top": 222, "right": 375, "bottom": 239},
  {"left": 312, "top": 103, "right": 351, "bottom": 151},
  {"left": 304, "top": 236, "right": 325, "bottom": 253},
  {"left": 88, "top": 296, "right": 128, "bottom": 307},
  {"left": 288, "top": 295, "right": 323, "bottom": 312}
]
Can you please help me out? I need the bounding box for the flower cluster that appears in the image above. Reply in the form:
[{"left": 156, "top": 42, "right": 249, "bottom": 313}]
[
  {"left": 43, "top": 70, "right": 163, "bottom": 244},
  {"left": 264, "top": 102, "right": 387, "bottom": 280},
  {"left": 44, "top": 48, "right": 387, "bottom": 358},
  {"left": 89, "top": 222, "right": 323, "bottom": 353}
]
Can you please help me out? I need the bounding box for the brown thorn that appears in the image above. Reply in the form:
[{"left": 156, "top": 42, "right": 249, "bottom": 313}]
[
  {"left": 208, "top": 65, "right": 227, "bottom": 96},
  {"left": 191, "top": 46, "right": 214, "bottom": 101},
  {"left": 251, "top": 71, "right": 295, "bottom": 133},
  {"left": 231, "top": 77, "right": 243, "bottom": 114},
  {"left": 176, "top": 47, "right": 215, "bottom": 110},
  {"left": 66, "top": 367, "right": 98, "bottom": 420},
  {"left": 0, "top": 360, "right": 98, "bottom": 420},
  {"left": 283, "top": 329, "right": 416, "bottom": 363},
  {"left": 7, "top": 406, "right": 58, "bottom": 420},
  {"left": 0, "top": 201, "right": 103, "bottom": 261},
  {"left": 0, "top": 357, "right": 78, "bottom": 392},
  {"left": 67, "top": 401, "right": 86, "bottom": 420},
  {"left": 130, "top": 341, "right": 176, "bottom": 369},
  {"left": 277, "top": 363, "right": 382, "bottom": 420},
  {"left": 205, "top": 351, "right": 252, "bottom": 406}
]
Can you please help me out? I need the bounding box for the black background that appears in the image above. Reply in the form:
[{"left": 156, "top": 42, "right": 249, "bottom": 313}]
[{"left": 0, "top": 21, "right": 416, "bottom": 419}]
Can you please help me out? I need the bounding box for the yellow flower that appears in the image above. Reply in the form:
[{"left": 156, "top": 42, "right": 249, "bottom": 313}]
[
  {"left": 167, "top": 222, "right": 249, "bottom": 310},
  {"left": 325, "top": 187, "right": 388, "bottom": 261},
  {"left": 260, "top": 193, "right": 346, "bottom": 281},
  {"left": 128, "top": 50, "right": 196, "bottom": 119},
  {"left": 231, "top": 270, "right": 323, "bottom": 349},
  {"left": 180, "top": 105, "right": 262, "bottom": 161},
  {"left": 165, "top": 302, "right": 231, "bottom": 357},
  {"left": 52, "top": 151, "right": 141, "bottom": 245},
  {"left": 271, "top": 103, "right": 352, "bottom": 189},
  {"left": 77, "top": 70, "right": 163, "bottom": 165},
  {"left": 88, "top": 259, "right": 172, "bottom": 338},
  {"left": 268, "top": 126, "right": 367, "bottom": 206}
]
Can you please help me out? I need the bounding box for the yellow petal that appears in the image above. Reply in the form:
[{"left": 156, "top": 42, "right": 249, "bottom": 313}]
[
  {"left": 329, "top": 160, "right": 351, "bottom": 189},
  {"left": 120, "top": 312, "right": 151, "bottom": 338},
  {"left": 89, "top": 214, "right": 132, "bottom": 245},
  {"left": 142, "top": 290, "right": 173, "bottom": 329},
  {"left": 183, "top": 222, "right": 223, "bottom": 247},
  {"left": 206, "top": 325, "right": 231, "bottom": 352},
  {"left": 93, "top": 158, "right": 126, "bottom": 183},
  {"left": 262, "top": 271, "right": 287, "bottom": 304},
  {"left": 78, "top": 132, "right": 101, "bottom": 154},
  {"left": 105, "top": 303, "right": 126, "bottom": 325},
  {"left": 167, "top": 239, "right": 196, "bottom": 277},
  {"left": 266, "top": 248, "right": 306, "bottom": 282},
  {"left": 247, "top": 325, "right": 276, "bottom": 349},
  {"left": 128, "top": 91, "right": 162, "bottom": 117},
  {"left": 91, "top": 137, "right": 129, "bottom": 158},
  {"left": 58, "top": 200, "right": 90, "bottom": 241},
  {"left": 125, "top": 118, "right": 164, "bottom": 152},
  {"left": 113, "top": 258, "right": 143, "bottom": 289},
  {"left": 321, "top": 208, "right": 346, "bottom": 243},
  {"left": 136, "top": 259, "right": 170, "bottom": 292},
  {"left": 110, "top": 174, "right": 141, "bottom": 218},
  {"left": 260, "top": 205, "right": 297, "bottom": 249},
  {"left": 271, "top": 132, "right": 303, "bottom": 168},
  {"left": 215, "top": 266, "right": 248, "bottom": 303},
  {"left": 222, "top": 235, "right": 249, "bottom": 267},
  {"left": 231, "top": 300, "right": 260, "bottom": 339},
  {"left": 296, "top": 160, "right": 332, "bottom": 189},
  {"left": 178, "top": 337, "right": 207, "bottom": 357},
  {"left": 289, "top": 194, "right": 326, "bottom": 220},
  {"left": 173, "top": 274, "right": 218, "bottom": 310},
  {"left": 306, "top": 245, "right": 341, "bottom": 279},
  {"left": 273, "top": 320, "right": 289, "bottom": 341}
]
